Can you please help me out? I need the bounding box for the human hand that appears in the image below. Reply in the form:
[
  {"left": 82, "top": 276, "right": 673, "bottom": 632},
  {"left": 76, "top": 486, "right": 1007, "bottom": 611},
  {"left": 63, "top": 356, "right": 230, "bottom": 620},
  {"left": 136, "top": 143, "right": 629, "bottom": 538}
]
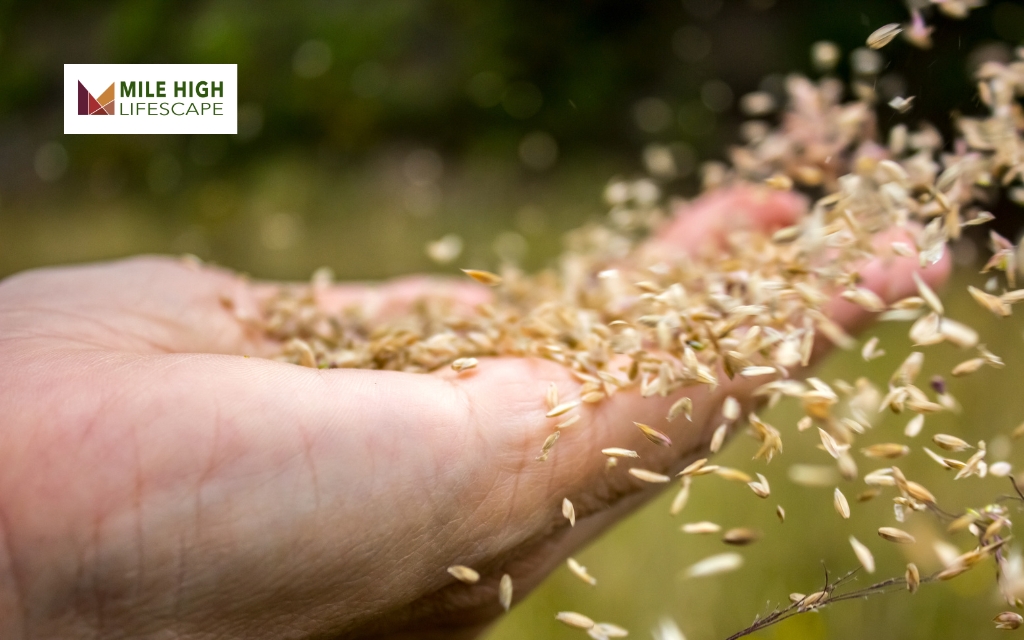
[{"left": 0, "top": 186, "right": 949, "bottom": 639}]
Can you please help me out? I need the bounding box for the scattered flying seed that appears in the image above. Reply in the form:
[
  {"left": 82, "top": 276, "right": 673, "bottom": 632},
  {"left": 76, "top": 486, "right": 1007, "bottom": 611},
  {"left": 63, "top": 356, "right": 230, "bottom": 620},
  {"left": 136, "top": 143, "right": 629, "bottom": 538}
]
[
  {"left": 968, "top": 285, "right": 1012, "bottom": 317},
  {"left": 834, "top": 487, "right": 851, "bottom": 519},
  {"left": 861, "top": 443, "right": 911, "bottom": 459},
  {"left": 819, "top": 428, "right": 850, "bottom": 459},
  {"left": 904, "top": 414, "right": 925, "bottom": 438},
  {"left": 994, "top": 612, "right": 1024, "bottom": 630},
  {"left": 684, "top": 553, "right": 743, "bottom": 578},
  {"left": 740, "top": 365, "right": 777, "bottom": 378},
  {"left": 906, "top": 563, "right": 920, "bottom": 593},
  {"left": 952, "top": 357, "right": 986, "bottom": 377},
  {"left": 765, "top": 173, "right": 794, "bottom": 190},
  {"left": 858, "top": 488, "right": 882, "bottom": 502},
  {"left": 913, "top": 272, "right": 944, "bottom": 315},
  {"left": 888, "top": 96, "right": 915, "bottom": 113},
  {"left": 670, "top": 477, "right": 692, "bottom": 516},
  {"left": 849, "top": 536, "right": 876, "bottom": 573},
  {"left": 710, "top": 424, "right": 728, "bottom": 454},
  {"left": 629, "top": 468, "right": 671, "bottom": 483},
  {"left": 636, "top": 422, "right": 673, "bottom": 447},
  {"left": 667, "top": 396, "right": 693, "bottom": 422},
  {"left": 682, "top": 521, "right": 722, "bottom": 534},
  {"left": 447, "top": 565, "right": 480, "bottom": 584},
  {"left": 861, "top": 336, "right": 885, "bottom": 361},
  {"left": 867, "top": 23, "right": 903, "bottom": 49},
  {"left": 722, "top": 527, "right": 761, "bottom": 546},
  {"left": 562, "top": 498, "right": 576, "bottom": 527},
  {"left": 451, "top": 357, "right": 478, "bottom": 372},
  {"left": 556, "top": 611, "right": 595, "bottom": 630},
  {"left": 591, "top": 622, "right": 629, "bottom": 638},
  {"left": 498, "top": 574, "right": 513, "bottom": 611},
  {"left": 602, "top": 447, "right": 639, "bottom": 458},
  {"left": 680, "top": 458, "right": 708, "bottom": 476},
  {"left": 715, "top": 467, "right": 753, "bottom": 483},
  {"left": 776, "top": 505, "right": 786, "bottom": 522},
  {"left": 461, "top": 269, "right": 503, "bottom": 286},
  {"left": 933, "top": 434, "right": 970, "bottom": 452},
  {"left": 878, "top": 526, "right": 916, "bottom": 544},
  {"left": 547, "top": 401, "right": 581, "bottom": 418},
  {"left": 990, "top": 461, "right": 1013, "bottom": 477},
  {"left": 567, "top": 557, "right": 597, "bottom": 586},
  {"left": 722, "top": 396, "right": 741, "bottom": 421}
]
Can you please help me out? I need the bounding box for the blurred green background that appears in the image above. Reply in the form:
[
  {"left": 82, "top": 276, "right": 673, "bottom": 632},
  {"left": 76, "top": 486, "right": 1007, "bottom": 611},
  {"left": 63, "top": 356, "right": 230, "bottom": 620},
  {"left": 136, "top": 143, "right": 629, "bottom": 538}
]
[{"left": 2, "top": 0, "right": 1024, "bottom": 638}]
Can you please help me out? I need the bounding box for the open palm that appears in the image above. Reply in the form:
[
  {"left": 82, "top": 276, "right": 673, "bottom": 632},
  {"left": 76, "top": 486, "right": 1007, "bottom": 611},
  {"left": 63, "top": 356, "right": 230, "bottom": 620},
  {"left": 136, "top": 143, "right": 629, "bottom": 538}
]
[{"left": 0, "top": 187, "right": 948, "bottom": 639}]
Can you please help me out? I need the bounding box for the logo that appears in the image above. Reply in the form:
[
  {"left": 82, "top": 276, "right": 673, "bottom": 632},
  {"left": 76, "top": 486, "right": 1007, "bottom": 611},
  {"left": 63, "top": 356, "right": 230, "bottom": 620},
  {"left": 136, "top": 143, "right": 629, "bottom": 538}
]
[
  {"left": 77, "top": 81, "right": 115, "bottom": 115},
  {"left": 65, "top": 64, "right": 237, "bottom": 135}
]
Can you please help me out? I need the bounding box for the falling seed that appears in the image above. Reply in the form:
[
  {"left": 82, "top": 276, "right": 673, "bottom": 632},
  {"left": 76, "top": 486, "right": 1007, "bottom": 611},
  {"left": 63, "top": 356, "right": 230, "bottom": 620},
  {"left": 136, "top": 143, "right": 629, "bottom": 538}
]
[
  {"left": 567, "top": 557, "right": 597, "bottom": 586},
  {"left": 682, "top": 521, "right": 722, "bottom": 534},
  {"left": 867, "top": 23, "right": 902, "bottom": 49},
  {"left": 670, "top": 477, "right": 692, "bottom": 516},
  {"left": 740, "top": 366, "right": 777, "bottom": 378},
  {"left": 933, "top": 434, "right": 970, "bottom": 452},
  {"left": 602, "top": 447, "right": 639, "bottom": 458},
  {"left": 861, "top": 336, "right": 885, "bottom": 361},
  {"left": 952, "top": 357, "right": 986, "bottom": 377},
  {"left": 849, "top": 536, "right": 876, "bottom": 573},
  {"left": 842, "top": 287, "right": 887, "bottom": 312},
  {"left": 994, "top": 612, "right": 1024, "bottom": 630},
  {"left": 722, "top": 396, "right": 741, "bottom": 421},
  {"left": 715, "top": 467, "right": 753, "bottom": 483},
  {"left": 990, "top": 461, "right": 1012, "bottom": 476},
  {"left": 447, "top": 565, "right": 480, "bottom": 584},
  {"left": 668, "top": 396, "right": 693, "bottom": 422},
  {"left": 819, "top": 428, "right": 850, "bottom": 459},
  {"left": 861, "top": 443, "right": 911, "bottom": 459},
  {"left": 562, "top": 498, "right": 576, "bottom": 527},
  {"left": 547, "top": 400, "right": 581, "bottom": 418},
  {"left": 904, "top": 414, "right": 925, "bottom": 438},
  {"left": 451, "top": 357, "right": 478, "bottom": 372},
  {"left": 913, "top": 272, "right": 944, "bottom": 315},
  {"left": 684, "top": 553, "right": 743, "bottom": 578},
  {"left": 878, "top": 526, "right": 916, "bottom": 544},
  {"left": 710, "top": 423, "right": 728, "bottom": 453},
  {"left": 462, "top": 268, "right": 503, "bottom": 286},
  {"left": 834, "top": 487, "right": 851, "bottom": 519},
  {"left": 968, "top": 285, "right": 1012, "bottom": 317},
  {"left": 636, "top": 422, "right": 673, "bottom": 447},
  {"left": 555, "top": 611, "right": 595, "bottom": 630},
  {"left": 858, "top": 488, "right": 882, "bottom": 502},
  {"left": 888, "top": 96, "right": 915, "bottom": 113},
  {"left": 680, "top": 458, "right": 708, "bottom": 476},
  {"left": 498, "top": 574, "right": 513, "bottom": 611},
  {"left": 776, "top": 505, "right": 786, "bottom": 522},
  {"left": 591, "top": 622, "right": 629, "bottom": 638},
  {"left": 765, "top": 173, "right": 794, "bottom": 190},
  {"left": 722, "top": 527, "right": 761, "bottom": 546},
  {"left": 629, "top": 468, "right": 671, "bottom": 483},
  {"left": 906, "top": 563, "right": 920, "bottom": 593},
  {"left": 904, "top": 480, "right": 936, "bottom": 504}
]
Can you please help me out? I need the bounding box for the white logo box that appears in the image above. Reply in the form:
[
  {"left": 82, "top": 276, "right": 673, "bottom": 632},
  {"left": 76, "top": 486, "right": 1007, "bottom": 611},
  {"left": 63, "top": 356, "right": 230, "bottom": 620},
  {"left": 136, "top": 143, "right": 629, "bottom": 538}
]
[{"left": 64, "top": 64, "right": 237, "bottom": 135}]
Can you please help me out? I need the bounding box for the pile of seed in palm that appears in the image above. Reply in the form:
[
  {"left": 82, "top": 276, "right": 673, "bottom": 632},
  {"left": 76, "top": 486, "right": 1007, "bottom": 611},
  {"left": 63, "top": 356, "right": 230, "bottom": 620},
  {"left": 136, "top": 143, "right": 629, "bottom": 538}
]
[{"left": 248, "top": 8, "right": 1024, "bottom": 639}]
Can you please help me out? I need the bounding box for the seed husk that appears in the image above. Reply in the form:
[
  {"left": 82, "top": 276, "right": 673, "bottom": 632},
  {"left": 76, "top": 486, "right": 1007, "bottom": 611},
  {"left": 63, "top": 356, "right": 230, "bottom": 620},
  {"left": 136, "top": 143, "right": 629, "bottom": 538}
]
[
  {"left": 682, "top": 521, "right": 722, "bottom": 534},
  {"left": 933, "top": 434, "right": 970, "bottom": 452},
  {"left": 450, "top": 356, "right": 478, "bottom": 372},
  {"left": 867, "top": 23, "right": 902, "bottom": 49},
  {"left": 547, "top": 401, "right": 581, "bottom": 418},
  {"left": 878, "top": 526, "right": 916, "bottom": 544},
  {"left": 498, "top": 573, "right": 513, "bottom": 611},
  {"left": 684, "top": 552, "right": 743, "bottom": 578},
  {"left": 834, "top": 487, "right": 851, "bottom": 519},
  {"left": 904, "top": 414, "right": 925, "bottom": 438},
  {"left": 562, "top": 498, "right": 576, "bottom": 527},
  {"left": 636, "top": 422, "right": 673, "bottom": 447},
  {"left": 536, "top": 430, "right": 560, "bottom": 461},
  {"left": 670, "top": 477, "right": 692, "bottom": 516},
  {"left": 556, "top": 414, "right": 581, "bottom": 429},
  {"left": 951, "top": 357, "right": 986, "bottom": 376},
  {"left": 462, "top": 268, "right": 503, "bottom": 286},
  {"left": 710, "top": 423, "right": 728, "bottom": 453},
  {"left": 968, "top": 285, "right": 1012, "bottom": 317},
  {"left": 994, "top": 612, "right": 1024, "bottom": 630},
  {"left": 776, "top": 505, "right": 786, "bottom": 522},
  {"left": 567, "top": 557, "right": 597, "bottom": 586},
  {"left": 723, "top": 527, "right": 761, "bottom": 545},
  {"left": 906, "top": 563, "right": 920, "bottom": 593},
  {"left": 556, "top": 611, "right": 595, "bottom": 630},
  {"left": 447, "top": 565, "right": 480, "bottom": 584},
  {"left": 629, "top": 467, "right": 671, "bottom": 483},
  {"left": 913, "top": 272, "right": 944, "bottom": 315},
  {"left": 667, "top": 396, "right": 693, "bottom": 422},
  {"left": 849, "top": 536, "right": 876, "bottom": 573},
  {"left": 591, "top": 622, "right": 629, "bottom": 638},
  {"left": 679, "top": 458, "right": 708, "bottom": 476},
  {"left": 819, "top": 428, "right": 850, "bottom": 459},
  {"left": 545, "top": 382, "right": 559, "bottom": 410},
  {"left": 602, "top": 447, "right": 639, "bottom": 458},
  {"left": 861, "top": 443, "right": 911, "bottom": 459},
  {"left": 715, "top": 467, "right": 753, "bottom": 483}
]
